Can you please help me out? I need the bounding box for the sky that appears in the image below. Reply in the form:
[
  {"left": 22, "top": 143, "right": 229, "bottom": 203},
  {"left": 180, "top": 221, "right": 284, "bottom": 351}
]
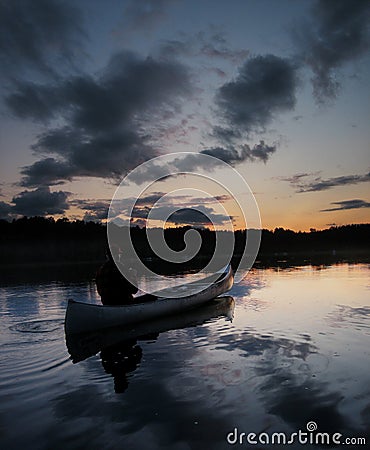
[{"left": 0, "top": 0, "right": 369, "bottom": 231}]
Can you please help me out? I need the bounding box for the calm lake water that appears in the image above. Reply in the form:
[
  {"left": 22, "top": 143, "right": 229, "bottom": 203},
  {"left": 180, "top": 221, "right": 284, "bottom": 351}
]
[{"left": 0, "top": 263, "right": 369, "bottom": 449}]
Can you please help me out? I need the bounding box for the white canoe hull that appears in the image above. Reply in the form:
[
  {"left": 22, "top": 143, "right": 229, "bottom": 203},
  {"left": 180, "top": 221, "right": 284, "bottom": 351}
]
[
  {"left": 65, "top": 265, "right": 233, "bottom": 334},
  {"left": 66, "top": 296, "right": 235, "bottom": 363}
]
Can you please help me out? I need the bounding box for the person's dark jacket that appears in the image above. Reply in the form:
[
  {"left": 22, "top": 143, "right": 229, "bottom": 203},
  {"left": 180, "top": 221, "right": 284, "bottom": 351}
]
[{"left": 96, "top": 260, "right": 138, "bottom": 305}]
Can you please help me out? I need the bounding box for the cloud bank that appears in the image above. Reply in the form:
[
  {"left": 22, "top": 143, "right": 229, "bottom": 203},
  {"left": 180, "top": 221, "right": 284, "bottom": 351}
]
[
  {"left": 8, "top": 52, "right": 192, "bottom": 187},
  {"left": 294, "top": 0, "right": 370, "bottom": 103},
  {"left": 204, "top": 54, "right": 298, "bottom": 166},
  {"left": 281, "top": 172, "right": 370, "bottom": 193},
  {"left": 70, "top": 199, "right": 109, "bottom": 222},
  {"left": 0, "top": 0, "right": 85, "bottom": 81},
  {"left": 12, "top": 187, "right": 70, "bottom": 217},
  {"left": 201, "top": 141, "right": 276, "bottom": 164},
  {"left": 215, "top": 55, "right": 299, "bottom": 137},
  {"left": 321, "top": 199, "right": 370, "bottom": 212}
]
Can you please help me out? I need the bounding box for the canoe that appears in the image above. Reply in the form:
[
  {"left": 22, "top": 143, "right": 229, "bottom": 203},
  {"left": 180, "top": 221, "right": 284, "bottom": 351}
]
[
  {"left": 65, "top": 265, "right": 233, "bottom": 334},
  {"left": 66, "top": 296, "right": 235, "bottom": 363}
]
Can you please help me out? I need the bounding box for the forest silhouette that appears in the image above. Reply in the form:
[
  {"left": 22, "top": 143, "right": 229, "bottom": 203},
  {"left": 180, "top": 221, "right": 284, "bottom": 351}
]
[{"left": 0, "top": 217, "right": 368, "bottom": 266}]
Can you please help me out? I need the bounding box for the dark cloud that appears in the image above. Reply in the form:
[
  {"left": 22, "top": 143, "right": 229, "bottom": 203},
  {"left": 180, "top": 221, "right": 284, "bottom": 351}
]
[
  {"left": 5, "top": 82, "right": 63, "bottom": 122},
  {"left": 136, "top": 192, "right": 231, "bottom": 208},
  {"left": 241, "top": 141, "right": 277, "bottom": 163},
  {"left": 215, "top": 55, "right": 298, "bottom": 137},
  {"left": 167, "top": 208, "right": 214, "bottom": 226},
  {"left": 201, "top": 141, "right": 276, "bottom": 164},
  {"left": 148, "top": 204, "right": 231, "bottom": 227},
  {"left": 172, "top": 153, "right": 222, "bottom": 172},
  {"left": 20, "top": 158, "right": 73, "bottom": 187},
  {"left": 200, "top": 147, "right": 245, "bottom": 164},
  {"left": 321, "top": 199, "right": 370, "bottom": 212},
  {"left": 12, "top": 187, "right": 70, "bottom": 216},
  {"left": 186, "top": 194, "right": 231, "bottom": 205},
  {"left": 294, "top": 0, "right": 370, "bottom": 103},
  {"left": 126, "top": 153, "right": 224, "bottom": 185},
  {"left": 8, "top": 52, "right": 191, "bottom": 126},
  {"left": 0, "top": 187, "right": 71, "bottom": 220},
  {"left": 124, "top": 140, "right": 277, "bottom": 185},
  {"left": 130, "top": 218, "right": 147, "bottom": 228},
  {"left": 131, "top": 205, "right": 151, "bottom": 220},
  {"left": 71, "top": 199, "right": 110, "bottom": 222},
  {"left": 211, "top": 126, "right": 242, "bottom": 143},
  {"left": 0, "top": 0, "right": 85, "bottom": 81},
  {"left": 9, "top": 52, "right": 192, "bottom": 187},
  {"left": 282, "top": 172, "right": 370, "bottom": 193},
  {"left": 278, "top": 172, "right": 319, "bottom": 185},
  {"left": 26, "top": 128, "right": 157, "bottom": 184},
  {"left": 120, "top": 160, "right": 173, "bottom": 186},
  {"left": 135, "top": 192, "right": 164, "bottom": 206}
]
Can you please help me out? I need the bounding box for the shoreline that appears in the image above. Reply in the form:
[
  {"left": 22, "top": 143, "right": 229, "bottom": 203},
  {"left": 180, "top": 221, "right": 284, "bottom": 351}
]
[{"left": 0, "top": 249, "right": 368, "bottom": 269}]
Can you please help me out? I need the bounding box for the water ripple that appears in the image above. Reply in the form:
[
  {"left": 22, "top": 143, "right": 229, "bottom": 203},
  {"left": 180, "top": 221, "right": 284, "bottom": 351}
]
[{"left": 9, "top": 319, "right": 64, "bottom": 333}]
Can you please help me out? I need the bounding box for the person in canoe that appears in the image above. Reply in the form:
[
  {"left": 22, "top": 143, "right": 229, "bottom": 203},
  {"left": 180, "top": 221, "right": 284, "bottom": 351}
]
[{"left": 96, "top": 244, "right": 138, "bottom": 305}]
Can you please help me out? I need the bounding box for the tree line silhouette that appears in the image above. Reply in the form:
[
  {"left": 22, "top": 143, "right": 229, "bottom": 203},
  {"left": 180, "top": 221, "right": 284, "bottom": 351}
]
[{"left": 0, "top": 216, "right": 368, "bottom": 265}]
